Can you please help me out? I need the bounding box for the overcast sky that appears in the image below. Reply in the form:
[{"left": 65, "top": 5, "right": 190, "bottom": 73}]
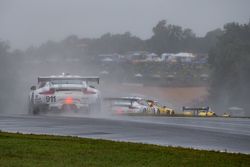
[{"left": 0, "top": 0, "right": 250, "bottom": 49}]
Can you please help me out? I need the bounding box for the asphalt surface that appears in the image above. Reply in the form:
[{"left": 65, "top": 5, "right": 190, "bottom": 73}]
[{"left": 0, "top": 114, "right": 250, "bottom": 154}]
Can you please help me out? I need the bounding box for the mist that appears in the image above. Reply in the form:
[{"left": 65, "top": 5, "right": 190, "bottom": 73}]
[{"left": 0, "top": 0, "right": 250, "bottom": 117}]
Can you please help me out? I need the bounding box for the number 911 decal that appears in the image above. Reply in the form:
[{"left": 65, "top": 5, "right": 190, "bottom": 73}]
[{"left": 46, "top": 96, "right": 56, "bottom": 103}]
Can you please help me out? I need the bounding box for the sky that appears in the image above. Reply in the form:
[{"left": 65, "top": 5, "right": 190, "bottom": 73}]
[{"left": 0, "top": 0, "right": 250, "bottom": 50}]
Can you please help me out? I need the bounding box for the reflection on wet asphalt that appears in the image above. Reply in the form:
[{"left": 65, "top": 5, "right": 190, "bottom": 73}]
[{"left": 0, "top": 114, "right": 249, "bottom": 154}]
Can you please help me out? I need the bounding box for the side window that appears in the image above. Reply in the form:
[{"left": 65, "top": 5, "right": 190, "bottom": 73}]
[
  {"left": 47, "top": 82, "right": 53, "bottom": 87},
  {"left": 39, "top": 82, "right": 51, "bottom": 88},
  {"left": 38, "top": 82, "right": 46, "bottom": 88},
  {"left": 132, "top": 101, "right": 136, "bottom": 106},
  {"left": 82, "top": 81, "right": 87, "bottom": 88},
  {"left": 138, "top": 100, "right": 148, "bottom": 106}
]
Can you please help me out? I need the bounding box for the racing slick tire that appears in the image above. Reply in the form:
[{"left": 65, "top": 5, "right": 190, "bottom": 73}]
[
  {"left": 28, "top": 96, "right": 40, "bottom": 115},
  {"left": 170, "top": 110, "right": 175, "bottom": 116},
  {"left": 152, "top": 108, "right": 157, "bottom": 115},
  {"left": 32, "top": 107, "right": 40, "bottom": 115},
  {"left": 157, "top": 109, "right": 160, "bottom": 115},
  {"left": 28, "top": 104, "right": 39, "bottom": 115},
  {"left": 29, "top": 103, "right": 48, "bottom": 115}
]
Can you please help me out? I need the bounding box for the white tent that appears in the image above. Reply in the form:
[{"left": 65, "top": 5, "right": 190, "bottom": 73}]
[{"left": 168, "top": 52, "right": 195, "bottom": 63}]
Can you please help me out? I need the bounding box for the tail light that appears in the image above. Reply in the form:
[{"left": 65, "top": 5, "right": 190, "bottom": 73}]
[
  {"left": 82, "top": 88, "right": 96, "bottom": 94},
  {"left": 39, "top": 88, "right": 55, "bottom": 95},
  {"left": 64, "top": 97, "right": 73, "bottom": 105},
  {"left": 115, "top": 108, "right": 124, "bottom": 114}
]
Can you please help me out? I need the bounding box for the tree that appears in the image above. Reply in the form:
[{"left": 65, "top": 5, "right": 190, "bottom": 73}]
[
  {"left": 209, "top": 22, "right": 250, "bottom": 112},
  {"left": 0, "top": 40, "right": 10, "bottom": 74},
  {"left": 147, "top": 20, "right": 198, "bottom": 54},
  {"left": 0, "top": 40, "right": 11, "bottom": 111},
  {"left": 86, "top": 32, "right": 144, "bottom": 55}
]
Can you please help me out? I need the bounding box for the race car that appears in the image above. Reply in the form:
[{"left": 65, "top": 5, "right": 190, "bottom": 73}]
[
  {"left": 198, "top": 111, "right": 216, "bottom": 117},
  {"left": 182, "top": 106, "right": 216, "bottom": 117},
  {"left": 147, "top": 100, "right": 175, "bottom": 115},
  {"left": 222, "top": 113, "right": 231, "bottom": 117},
  {"left": 28, "top": 74, "right": 101, "bottom": 115},
  {"left": 104, "top": 96, "right": 157, "bottom": 115}
]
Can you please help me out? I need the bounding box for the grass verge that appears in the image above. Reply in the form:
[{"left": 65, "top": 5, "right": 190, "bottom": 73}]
[{"left": 0, "top": 132, "right": 249, "bottom": 167}]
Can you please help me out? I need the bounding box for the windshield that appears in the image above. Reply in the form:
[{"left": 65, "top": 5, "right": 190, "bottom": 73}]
[{"left": 113, "top": 100, "right": 131, "bottom": 106}]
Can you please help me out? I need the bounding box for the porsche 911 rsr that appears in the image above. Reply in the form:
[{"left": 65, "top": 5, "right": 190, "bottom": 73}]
[{"left": 28, "top": 74, "right": 101, "bottom": 115}]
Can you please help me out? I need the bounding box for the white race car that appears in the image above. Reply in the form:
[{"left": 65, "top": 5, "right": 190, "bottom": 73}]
[
  {"left": 28, "top": 74, "right": 101, "bottom": 115},
  {"left": 105, "top": 96, "right": 157, "bottom": 115}
]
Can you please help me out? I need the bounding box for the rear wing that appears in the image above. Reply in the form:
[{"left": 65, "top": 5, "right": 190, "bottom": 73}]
[
  {"left": 104, "top": 97, "right": 140, "bottom": 106},
  {"left": 38, "top": 76, "right": 100, "bottom": 84},
  {"left": 182, "top": 106, "right": 209, "bottom": 115},
  {"left": 182, "top": 107, "right": 209, "bottom": 111},
  {"left": 104, "top": 97, "right": 140, "bottom": 101}
]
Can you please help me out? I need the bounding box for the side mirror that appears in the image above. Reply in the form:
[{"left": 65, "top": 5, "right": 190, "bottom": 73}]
[
  {"left": 89, "top": 85, "right": 95, "bottom": 88},
  {"left": 30, "top": 86, "right": 36, "bottom": 91}
]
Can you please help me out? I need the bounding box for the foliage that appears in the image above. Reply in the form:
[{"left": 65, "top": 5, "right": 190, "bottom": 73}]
[
  {"left": 25, "top": 35, "right": 88, "bottom": 61},
  {"left": 145, "top": 20, "right": 222, "bottom": 54},
  {"left": 0, "top": 40, "right": 11, "bottom": 108},
  {"left": 86, "top": 32, "right": 144, "bottom": 55},
  {"left": 7, "top": 20, "right": 222, "bottom": 61},
  {"left": 146, "top": 20, "right": 195, "bottom": 54},
  {"left": 208, "top": 22, "right": 250, "bottom": 110}
]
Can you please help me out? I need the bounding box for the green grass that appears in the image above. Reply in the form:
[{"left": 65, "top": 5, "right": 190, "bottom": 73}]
[{"left": 0, "top": 132, "right": 249, "bottom": 167}]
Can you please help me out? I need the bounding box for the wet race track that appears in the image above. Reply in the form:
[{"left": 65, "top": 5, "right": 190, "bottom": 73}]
[{"left": 0, "top": 113, "right": 250, "bottom": 154}]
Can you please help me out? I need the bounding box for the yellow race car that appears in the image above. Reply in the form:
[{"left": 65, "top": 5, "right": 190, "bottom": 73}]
[
  {"left": 147, "top": 100, "right": 175, "bottom": 116},
  {"left": 183, "top": 111, "right": 194, "bottom": 116},
  {"left": 158, "top": 105, "right": 175, "bottom": 115},
  {"left": 198, "top": 111, "right": 216, "bottom": 117},
  {"left": 182, "top": 107, "right": 216, "bottom": 117}
]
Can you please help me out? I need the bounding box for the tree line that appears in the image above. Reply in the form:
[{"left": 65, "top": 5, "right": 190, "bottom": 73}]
[
  {"left": 0, "top": 20, "right": 223, "bottom": 64},
  {"left": 85, "top": 20, "right": 223, "bottom": 56}
]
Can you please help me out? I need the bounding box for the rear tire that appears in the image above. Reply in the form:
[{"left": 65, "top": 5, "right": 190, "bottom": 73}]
[
  {"left": 29, "top": 102, "right": 47, "bottom": 115},
  {"left": 28, "top": 95, "right": 39, "bottom": 115},
  {"left": 33, "top": 107, "right": 40, "bottom": 115},
  {"left": 28, "top": 99, "right": 38, "bottom": 115},
  {"left": 153, "top": 108, "right": 157, "bottom": 115},
  {"left": 29, "top": 104, "right": 39, "bottom": 115},
  {"left": 170, "top": 110, "right": 175, "bottom": 116},
  {"left": 157, "top": 109, "right": 160, "bottom": 115}
]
